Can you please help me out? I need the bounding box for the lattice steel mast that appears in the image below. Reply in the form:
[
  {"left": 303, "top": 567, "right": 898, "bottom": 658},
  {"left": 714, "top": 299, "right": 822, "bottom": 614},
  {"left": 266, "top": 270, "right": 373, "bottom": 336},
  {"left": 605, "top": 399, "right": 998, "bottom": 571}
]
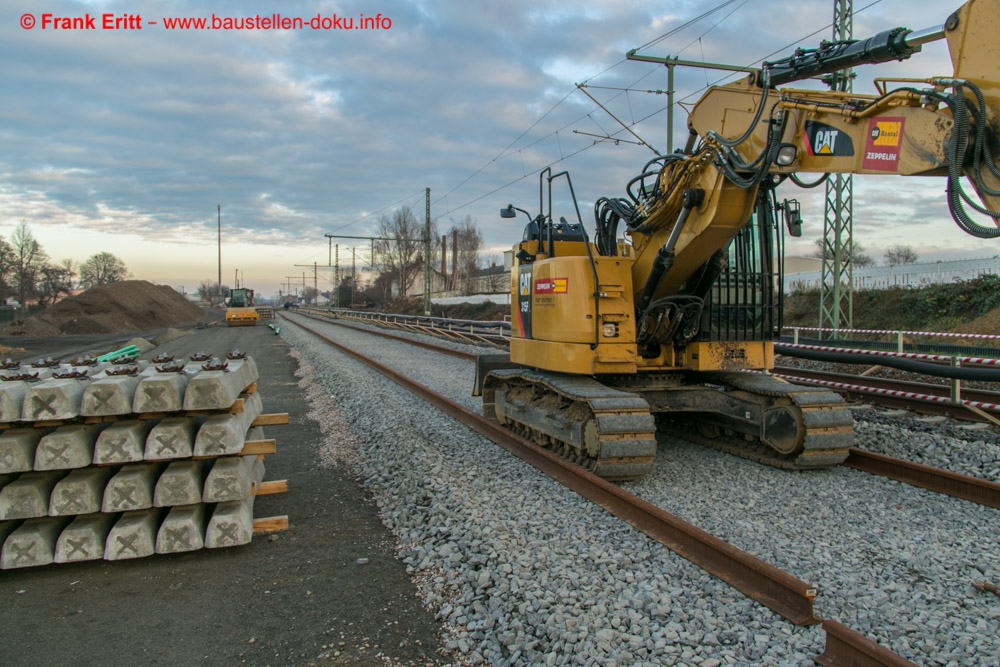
[{"left": 819, "top": 0, "right": 854, "bottom": 335}]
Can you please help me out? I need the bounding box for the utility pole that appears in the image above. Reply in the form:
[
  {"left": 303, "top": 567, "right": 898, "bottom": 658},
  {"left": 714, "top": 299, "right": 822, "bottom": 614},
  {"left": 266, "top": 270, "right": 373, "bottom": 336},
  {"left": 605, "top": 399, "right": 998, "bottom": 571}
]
[
  {"left": 217, "top": 205, "right": 222, "bottom": 299},
  {"left": 424, "top": 187, "right": 431, "bottom": 316},
  {"left": 294, "top": 263, "right": 336, "bottom": 306},
  {"left": 284, "top": 276, "right": 306, "bottom": 298},
  {"left": 325, "top": 232, "right": 424, "bottom": 302},
  {"left": 623, "top": 53, "right": 757, "bottom": 154},
  {"left": 819, "top": 0, "right": 855, "bottom": 337}
]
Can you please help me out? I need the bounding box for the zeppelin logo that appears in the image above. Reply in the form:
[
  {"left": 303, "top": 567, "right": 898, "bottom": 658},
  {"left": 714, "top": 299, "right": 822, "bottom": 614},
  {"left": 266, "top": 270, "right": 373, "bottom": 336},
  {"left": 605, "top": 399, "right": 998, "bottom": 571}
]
[
  {"left": 534, "top": 278, "right": 568, "bottom": 295},
  {"left": 863, "top": 117, "right": 905, "bottom": 171}
]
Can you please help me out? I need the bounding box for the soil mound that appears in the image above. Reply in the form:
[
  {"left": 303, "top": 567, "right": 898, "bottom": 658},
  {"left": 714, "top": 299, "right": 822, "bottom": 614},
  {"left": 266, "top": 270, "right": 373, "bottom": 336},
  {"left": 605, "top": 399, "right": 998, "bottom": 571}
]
[
  {"left": 949, "top": 307, "right": 1000, "bottom": 339},
  {"left": 4, "top": 281, "right": 206, "bottom": 337}
]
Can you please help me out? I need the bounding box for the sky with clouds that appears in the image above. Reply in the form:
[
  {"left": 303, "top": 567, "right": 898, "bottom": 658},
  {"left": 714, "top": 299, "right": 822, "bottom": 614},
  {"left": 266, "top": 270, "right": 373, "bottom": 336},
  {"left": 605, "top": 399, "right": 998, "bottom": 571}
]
[{"left": 2, "top": 0, "right": 995, "bottom": 300}]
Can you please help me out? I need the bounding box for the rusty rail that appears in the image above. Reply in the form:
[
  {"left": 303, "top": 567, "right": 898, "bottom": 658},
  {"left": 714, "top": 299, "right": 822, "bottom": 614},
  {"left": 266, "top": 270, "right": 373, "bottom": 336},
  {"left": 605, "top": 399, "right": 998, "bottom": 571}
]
[
  {"left": 773, "top": 366, "right": 1000, "bottom": 422},
  {"left": 816, "top": 620, "right": 917, "bottom": 666},
  {"left": 299, "top": 311, "right": 475, "bottom": 360},
  {"left": 282, "top": 313, "right": 933, "bottom": 665},
  {"left": 285, "top": 314, "right": 819, "bottom": 625},
  {"left": 845, "top": 448, "right": 1000, "bottom": 509},
  {"left": 297, "top": 313, "right": 1000, "bottom": 509}
]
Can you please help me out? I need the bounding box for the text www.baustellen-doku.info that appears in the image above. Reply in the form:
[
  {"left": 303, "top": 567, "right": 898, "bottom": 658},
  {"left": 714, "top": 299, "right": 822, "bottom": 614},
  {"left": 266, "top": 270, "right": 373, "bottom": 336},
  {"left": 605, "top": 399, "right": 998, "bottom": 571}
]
[{"left": 19, "top": 12, "right": 392, "bottom": 31}]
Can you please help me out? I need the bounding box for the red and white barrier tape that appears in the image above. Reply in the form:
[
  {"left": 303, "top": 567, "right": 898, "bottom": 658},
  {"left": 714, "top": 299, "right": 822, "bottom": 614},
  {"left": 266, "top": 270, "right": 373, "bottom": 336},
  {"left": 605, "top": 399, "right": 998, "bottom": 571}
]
[
  {"left": 777, "top": 343, "right": 1000, "bottom": 367},
  {"left": 772, "top": 373, "right": 1000, "bottom": 412},
  {"left": 784, "top": 327, "right": 1000, "bottom": 340}
]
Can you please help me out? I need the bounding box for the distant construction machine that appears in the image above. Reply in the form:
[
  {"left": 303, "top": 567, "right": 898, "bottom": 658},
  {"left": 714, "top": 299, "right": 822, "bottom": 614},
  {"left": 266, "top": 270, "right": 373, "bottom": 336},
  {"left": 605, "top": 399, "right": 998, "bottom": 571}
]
[{"left": 226, "top": 287, "right": 259, "bottom": 327}]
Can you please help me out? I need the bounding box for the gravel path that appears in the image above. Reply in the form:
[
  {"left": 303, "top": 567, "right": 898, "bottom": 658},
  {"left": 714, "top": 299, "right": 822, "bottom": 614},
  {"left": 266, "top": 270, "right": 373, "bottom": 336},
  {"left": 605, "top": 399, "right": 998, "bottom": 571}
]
[{"left": 282, "top": 313, "right": 1000, "bottom": 666}]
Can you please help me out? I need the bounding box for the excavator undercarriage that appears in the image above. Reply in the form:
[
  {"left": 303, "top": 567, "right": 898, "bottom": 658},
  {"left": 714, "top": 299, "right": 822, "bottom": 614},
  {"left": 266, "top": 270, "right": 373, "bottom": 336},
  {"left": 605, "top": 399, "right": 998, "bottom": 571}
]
[{"left": 478, "top": 363, "right": 854, "bottom": 481}]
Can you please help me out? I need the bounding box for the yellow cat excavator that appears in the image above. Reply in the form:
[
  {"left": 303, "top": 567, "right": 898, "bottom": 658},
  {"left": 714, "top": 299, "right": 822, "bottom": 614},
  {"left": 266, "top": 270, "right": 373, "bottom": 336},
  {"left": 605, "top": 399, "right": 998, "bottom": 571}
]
[{"left": 475, "top": 0, "right": 1000, "bottom": 480}]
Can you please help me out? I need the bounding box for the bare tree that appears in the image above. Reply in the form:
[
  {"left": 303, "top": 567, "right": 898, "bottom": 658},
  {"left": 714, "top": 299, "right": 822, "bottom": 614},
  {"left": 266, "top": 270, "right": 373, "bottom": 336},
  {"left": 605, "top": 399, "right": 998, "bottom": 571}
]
[
  {"left": 485, "top": 253, "right": 509, "bottom": 294},
  {"left": 36, "top": 262, "right": 75, "bottom": 307},
  {"left": 197, "top": 281, "right": 229, "bottom": 302},
  {"left": 373, "top": 207, "right": 424, "bottom": 298},
  {"left": 0, "top": 236, "right": 14, "bottom": 303},
  {"left": 449, "top": 215, "right": 484, "bottom": 294},
  {"left": 60, "top": 259, "right": 77, "bottom": 288},
  {"left": 884, "top": 244, "right": 919, "bottom": 267},
  {"left": 335, "top": 274, "right": 357, "bottom": 308},
  {"left": 79, "top": 252, "right": 131, "bottom": 288},
  {"left": 810, "top": 237, "right": 875, "bottom": 268},
  {"left": 10, "top": 221, "right": 48, "bottom": 306}
]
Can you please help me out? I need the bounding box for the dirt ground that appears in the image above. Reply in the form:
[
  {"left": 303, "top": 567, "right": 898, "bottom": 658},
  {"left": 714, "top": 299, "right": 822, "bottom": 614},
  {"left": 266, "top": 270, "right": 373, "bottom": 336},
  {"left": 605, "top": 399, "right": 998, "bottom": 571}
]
[
  {"left": 0, "top": 322, "right": 445, "bottom": 666},
  {"left": 3, "top": 281, "right": 206, "bottom": 337},
  {"left": 951, "top": 306, "right": 1000, "bottom": 338}
]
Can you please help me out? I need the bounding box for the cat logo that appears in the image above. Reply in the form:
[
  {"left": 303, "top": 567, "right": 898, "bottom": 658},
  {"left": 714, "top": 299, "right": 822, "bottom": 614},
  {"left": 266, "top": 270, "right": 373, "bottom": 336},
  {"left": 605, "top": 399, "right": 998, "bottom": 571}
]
[
  {"left": 519, "top": 272, "right": 531, "bottom": 297},
  {"left": 804, "top": 121, "right": 854, "bottom": 157},
  {"left": 814, "top": 130, "right": 839, "bottom": 154}
]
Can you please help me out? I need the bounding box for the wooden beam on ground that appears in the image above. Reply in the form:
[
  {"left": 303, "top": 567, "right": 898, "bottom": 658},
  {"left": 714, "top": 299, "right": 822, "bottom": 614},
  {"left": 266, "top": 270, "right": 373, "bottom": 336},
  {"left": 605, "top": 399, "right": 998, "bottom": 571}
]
[
  {"left": 242, "top": 439, "right": 276, "bottom": 456},
  {"left": 961, "top": 403, "right": 1000, "bottom": 428},
  {"left": 252, "top": 516, "right": 289, "bottom": 534},
  {"left": 251, "top": 413, "right": 290, "bottom": 427},
  {"left": 255, "top": 480, "right": 288, "bottom": 496},
  {"left": 191, "top": 439, "right": 276, "bottom": 460}
]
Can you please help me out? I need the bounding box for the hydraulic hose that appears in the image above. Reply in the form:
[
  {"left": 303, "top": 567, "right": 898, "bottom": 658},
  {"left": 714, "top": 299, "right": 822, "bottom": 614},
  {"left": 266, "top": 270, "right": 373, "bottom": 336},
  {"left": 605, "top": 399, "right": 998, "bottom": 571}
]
[{"left": 775, "top": 344, "right": 1000, "bottom": 382}]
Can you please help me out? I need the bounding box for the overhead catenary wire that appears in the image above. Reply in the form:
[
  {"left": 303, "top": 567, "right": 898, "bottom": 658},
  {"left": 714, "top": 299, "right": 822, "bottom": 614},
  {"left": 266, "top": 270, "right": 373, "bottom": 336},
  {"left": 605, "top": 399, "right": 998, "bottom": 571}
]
[
  {"left": 443, "top": 102, "right": 676, "bottom": 219},
  {"left": 326, "top": 188, "right": 427, "bottom": 235},
  {"left": 431, "top": 0, "right": 750, "bottom": 212},
  {"left": 398, "top": 0, "right": 895, "bottom": 225}
]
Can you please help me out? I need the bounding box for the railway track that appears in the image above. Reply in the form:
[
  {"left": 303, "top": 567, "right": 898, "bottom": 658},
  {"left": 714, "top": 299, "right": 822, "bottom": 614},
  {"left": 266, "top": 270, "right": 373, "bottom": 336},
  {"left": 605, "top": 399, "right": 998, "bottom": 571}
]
[
  {"left": 281, "top": 311, "right": 945, "bottom": 666},
  {"left": 304, "top": 309, "right": 1000, "bottom": 510},
  {"left": 773, "top": 365, "right": 1000, "bottom": 423}
]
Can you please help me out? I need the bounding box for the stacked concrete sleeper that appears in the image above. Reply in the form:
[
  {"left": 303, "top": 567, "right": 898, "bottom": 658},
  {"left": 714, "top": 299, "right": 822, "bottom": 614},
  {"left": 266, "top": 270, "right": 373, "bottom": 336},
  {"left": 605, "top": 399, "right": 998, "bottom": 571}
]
[{"left": 0, "top": 353, "right": 286, "bottom": 568}]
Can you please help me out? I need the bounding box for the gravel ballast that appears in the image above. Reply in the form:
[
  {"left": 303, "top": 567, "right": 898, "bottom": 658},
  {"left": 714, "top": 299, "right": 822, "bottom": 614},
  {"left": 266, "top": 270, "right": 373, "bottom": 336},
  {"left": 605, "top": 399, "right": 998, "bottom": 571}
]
[{"left": 282, "top": 313, "right": 1000, "bottom": 665}]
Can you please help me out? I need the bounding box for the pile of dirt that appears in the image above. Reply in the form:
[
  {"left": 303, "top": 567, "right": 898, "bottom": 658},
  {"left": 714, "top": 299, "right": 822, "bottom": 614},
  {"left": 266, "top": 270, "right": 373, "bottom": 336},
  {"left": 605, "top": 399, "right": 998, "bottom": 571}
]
[
  {"left": 950, "top": 306, "right": 1000, "bottom": 337},
  {"left": 3, "top": 281, "right": 206, "bottom": 337}
]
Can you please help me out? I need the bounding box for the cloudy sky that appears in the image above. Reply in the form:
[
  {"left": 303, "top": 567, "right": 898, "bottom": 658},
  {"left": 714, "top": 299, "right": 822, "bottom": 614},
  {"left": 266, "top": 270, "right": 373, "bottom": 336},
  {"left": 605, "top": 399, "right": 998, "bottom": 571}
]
[{"left": 2, "top": 0, "right": 993, "bottom": 299}]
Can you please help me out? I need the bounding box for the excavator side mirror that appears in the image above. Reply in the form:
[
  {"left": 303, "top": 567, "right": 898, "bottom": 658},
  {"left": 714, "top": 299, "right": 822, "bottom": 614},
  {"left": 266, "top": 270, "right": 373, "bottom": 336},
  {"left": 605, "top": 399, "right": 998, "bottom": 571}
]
[
  {"left": 500, "top": 206, "right": 517, "bottom": 219},
  {"left": 783, "top": 199, "right": 803, "bottom": 237}
]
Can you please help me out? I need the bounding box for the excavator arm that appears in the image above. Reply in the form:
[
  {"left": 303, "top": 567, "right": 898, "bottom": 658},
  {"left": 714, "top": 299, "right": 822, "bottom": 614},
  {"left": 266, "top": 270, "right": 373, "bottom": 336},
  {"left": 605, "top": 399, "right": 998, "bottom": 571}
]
[{"left": 625, "top": 0, "right": 1000, "bottom": 308}]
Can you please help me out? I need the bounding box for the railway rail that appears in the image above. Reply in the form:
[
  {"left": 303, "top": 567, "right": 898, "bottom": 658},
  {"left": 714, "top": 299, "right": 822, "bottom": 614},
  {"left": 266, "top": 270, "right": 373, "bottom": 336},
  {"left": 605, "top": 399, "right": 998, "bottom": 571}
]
[
  {"left": 316, "top": 308, "right": 1000, "bottom": 420},
  {"left": 281, "top": 310, "right": 944, "bottom": 666},
  {"left": 299, "top": 309, "right": 1000, "bottom": 510},
  {"left": 772, "top": 365, "right": 1000, "bottom": 423}
]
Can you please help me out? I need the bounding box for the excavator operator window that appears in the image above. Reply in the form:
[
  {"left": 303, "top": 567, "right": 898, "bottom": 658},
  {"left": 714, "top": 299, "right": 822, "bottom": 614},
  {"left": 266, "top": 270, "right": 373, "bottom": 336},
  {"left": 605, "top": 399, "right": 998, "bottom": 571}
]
[
  {"left": 521, "top": 220, "right": 541, "bottom": 242},
  {"left": 697, "top": 189, "right": 783, "bottom": 343}
]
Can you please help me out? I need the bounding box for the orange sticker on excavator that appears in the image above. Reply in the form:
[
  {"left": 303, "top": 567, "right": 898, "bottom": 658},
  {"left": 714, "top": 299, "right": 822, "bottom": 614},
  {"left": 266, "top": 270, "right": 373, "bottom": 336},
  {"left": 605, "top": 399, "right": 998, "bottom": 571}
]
[
  {"left": 863, "top": 117, "right": 905, "bottom": 171},
  {"left": 534, "top": 278, "right": 568, "bottom": 294}
]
